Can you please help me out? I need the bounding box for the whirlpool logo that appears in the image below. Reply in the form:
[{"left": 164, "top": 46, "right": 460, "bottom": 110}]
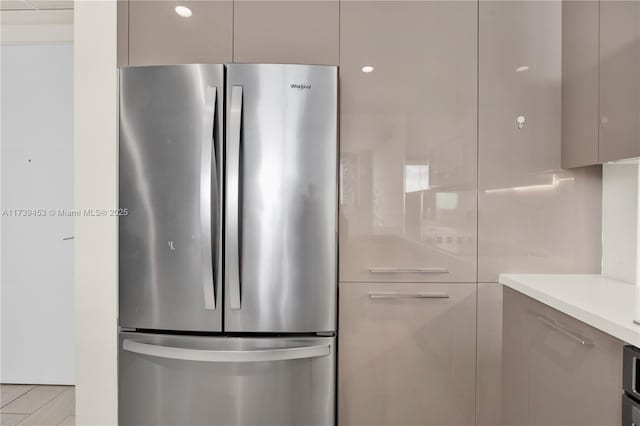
[{"left": 290, "top": 83, "right": 312, "bottom": 91}]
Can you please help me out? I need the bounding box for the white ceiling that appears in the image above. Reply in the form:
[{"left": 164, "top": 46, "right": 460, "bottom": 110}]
[{"left": 0, "top": 0, "right": 73, "bottom": 10}]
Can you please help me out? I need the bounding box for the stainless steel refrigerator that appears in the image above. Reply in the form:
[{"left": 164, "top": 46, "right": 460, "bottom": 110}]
[{"left": 118, "top": 64, "right": 337, "bottom": 426}]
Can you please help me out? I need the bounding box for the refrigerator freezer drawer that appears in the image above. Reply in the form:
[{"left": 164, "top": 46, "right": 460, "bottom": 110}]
[{"left": 118, "top": 332, "right": 335, "bottom": 426}]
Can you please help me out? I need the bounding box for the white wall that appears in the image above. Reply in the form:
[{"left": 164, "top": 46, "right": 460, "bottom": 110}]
[
  {"left": 602, "top": 161, "right": 639, "bottom": 283},
  {"left": 1, "top": 43, "right": 75, "bottom": 384},
  {"left": 74, "top": 0, "right": 118, "bottom": 423}
]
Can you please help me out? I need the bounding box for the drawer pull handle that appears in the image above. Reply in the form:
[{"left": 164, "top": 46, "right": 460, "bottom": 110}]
[
  {"left": 534, "top": 314, "right": 595, "bottom": 347},
  {"left": 368, "top": 267, "right": 449, "bottom": 274},
  {"left": 368, "top": 292, "right": 450, "bottom": 300}
]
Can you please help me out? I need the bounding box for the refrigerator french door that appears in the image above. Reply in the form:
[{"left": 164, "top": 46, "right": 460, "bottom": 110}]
[
  {"left": 224, "top": 64, "right": 337, "bottom": 333},
  {"left": 119, "top": 64, "right": 225, "bottom": 332},
  {"left": 118, "top": 64, "right": 338, "bottom": 426}
]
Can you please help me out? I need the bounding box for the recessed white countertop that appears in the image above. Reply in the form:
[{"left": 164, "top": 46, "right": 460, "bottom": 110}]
[{"left": 499, "top": 274, "right": 640, "bottom": 347}]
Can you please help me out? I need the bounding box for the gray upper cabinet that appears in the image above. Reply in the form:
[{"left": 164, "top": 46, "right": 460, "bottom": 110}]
[
  {"left": 561, "top": 0, "right": 599, "bottom": 168},
  {"left": 121, "top": 0, "right": 338, "bottom": 66},
  {"left": 599, "top": 0, "right": 640, "bottom": 163},
  {"left": 478, "top": 0, "right": 602, "bottom": 283},
  {"left": 338, "top": 282, "right": 476, "bottom": 426},
  {"left": 562, "top": 0, "right": 640, "bottom": 167},
  {"left": 128, "top": 0, "right": 233, "bottom": 66},
  {"left": 117, "top": 0, "right": 129, "bottom": 67},
  {"left": 339, "top": 1, "right": 478, "bottom": 283},
  {"left": 233, "top": 0, "right": 339, "bottom": 65}
]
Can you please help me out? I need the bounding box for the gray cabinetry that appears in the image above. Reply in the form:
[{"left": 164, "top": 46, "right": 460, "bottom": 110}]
[
  {"left": 501, "top": 287, "right": 623, "bottom": 426},
  {"left": 528, "top": 299, "right": 622, "bottom": 426},
  {"left": 562, "top": 0, "right": 640, "bottom": 167},
  {"left": 338, "top": 282, "right": 476, "bottom": 426},
  {"left": 127, "top": 0, "right": 233, "bottom": 66},
  {"left": 561, "top": 0, "right": 599, "bottom": 168},
  {"left": 339, "top": 1, "right": 478, "bottom": 283},
  {"left": 233, "top": 0, "right": 338, "bottom": 65},
  {"left": 599, "top": 1, "right": 640, "bottom": 162}
]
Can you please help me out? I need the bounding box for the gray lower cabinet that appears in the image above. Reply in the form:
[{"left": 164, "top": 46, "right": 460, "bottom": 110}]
[
  {"left": 338, "top": 282, "right": 476, "bottom": 426},
  {"left": 502, "top": 287, "right": 623, "bottom": 426},
  {"left": 501, "top": 287, "right": 531, "bottom": 426},
  {"left": 528, "top": 300, "right": 622, "bottom": 426}
]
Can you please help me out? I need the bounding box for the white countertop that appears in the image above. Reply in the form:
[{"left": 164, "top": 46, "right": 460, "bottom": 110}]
[{"left": 499, "top": 273, "right": 640, "bottom": 347}]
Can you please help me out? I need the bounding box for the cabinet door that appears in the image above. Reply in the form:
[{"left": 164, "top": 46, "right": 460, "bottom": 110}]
[
  {"left": 500, "top": 287, "right": 531, "bottom": 426},
  {"left": 233, "top": 0, "right": 338, "bottom": 65},
  {"left": 128, "top": 0, "right": 232, "bottom": 66},
  {"left": 561, "top": 0, "right": 600, "bottom": 168},
  {"left": 338, "top": 282, "right": 476, "bottom": 426},
  {"left": 117, "top": 0, "right": 128, "bottom": 67},
  {"left": 600, "top": 1, "right": 640, "bottom": 162},
  {"left": 528, "top": 300, "right": 622, "bottom": 426},
  {"left": 478, "top": 0, "right": 602, "bottom": 283},
  {"left": 339, "top": 1, "right": 478, "bottom": 283}
]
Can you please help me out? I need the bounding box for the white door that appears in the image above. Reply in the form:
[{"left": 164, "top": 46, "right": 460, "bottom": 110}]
[{"left": 1, "top": 43, "right": 74, "bottom": 384}]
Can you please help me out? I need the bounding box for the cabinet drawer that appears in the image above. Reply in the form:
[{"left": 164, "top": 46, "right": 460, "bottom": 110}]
[
  {"left": 338, "top": 282, "right": 476, "bottom": 426},
  {"left": 528, "top": 300, "right": 622, "bottom": 426}
]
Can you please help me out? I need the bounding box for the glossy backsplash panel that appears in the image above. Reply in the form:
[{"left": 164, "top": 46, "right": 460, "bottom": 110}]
[
  {"left": 339, "top": 1, "right": 478, "bottom": 283},
  {"left": 602, "top": 162, "right": 639, "bottom": 284},
  {"left": 478, "top": 1, "right": 603, "bottom": 283}
]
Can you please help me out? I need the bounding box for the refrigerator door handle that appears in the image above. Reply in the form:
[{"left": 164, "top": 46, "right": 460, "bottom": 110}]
[
  {"left": 122, "top": 339, "right": 330, "bottom": 362},
  {"left": 227, "top": 86, "right": 243, "bottom": 310},
  {"left": 201, "top": 86, "right": 217, "bottom": 310}
]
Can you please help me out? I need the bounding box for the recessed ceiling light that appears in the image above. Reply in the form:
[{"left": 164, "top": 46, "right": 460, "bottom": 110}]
[
  {"left": 361, "top": 66, "right": 374, "bottom": 73},
  {"left": 515, "top": 65, "right": 529, "bottom": 73},
  {"left": 175, "top": 5, "right": 192, "bottom": 17}
]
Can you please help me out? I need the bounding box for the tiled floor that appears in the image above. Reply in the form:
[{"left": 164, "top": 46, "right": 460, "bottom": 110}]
[{"left": 0, "top": 385, "right": 74, "bottom": 426}]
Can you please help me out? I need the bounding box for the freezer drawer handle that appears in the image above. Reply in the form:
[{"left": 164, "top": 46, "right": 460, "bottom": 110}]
[
  {"left": 369, "top": 292, "right": 450, "bottom": 300},
  {"left": 227, "top": 86, "right": 243, "bottom": 310},
  {"left": 368, "top": 267, "right": 449, "bottom": 274},
  {"left": 201, "top": 86, "right": 217, "bottom": 310},
  {"left": 533, "top": 313, "right": 595, "bottom": 346},
  {"left": 122, "top": 339, "right": 330, "bottom": 362}
]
